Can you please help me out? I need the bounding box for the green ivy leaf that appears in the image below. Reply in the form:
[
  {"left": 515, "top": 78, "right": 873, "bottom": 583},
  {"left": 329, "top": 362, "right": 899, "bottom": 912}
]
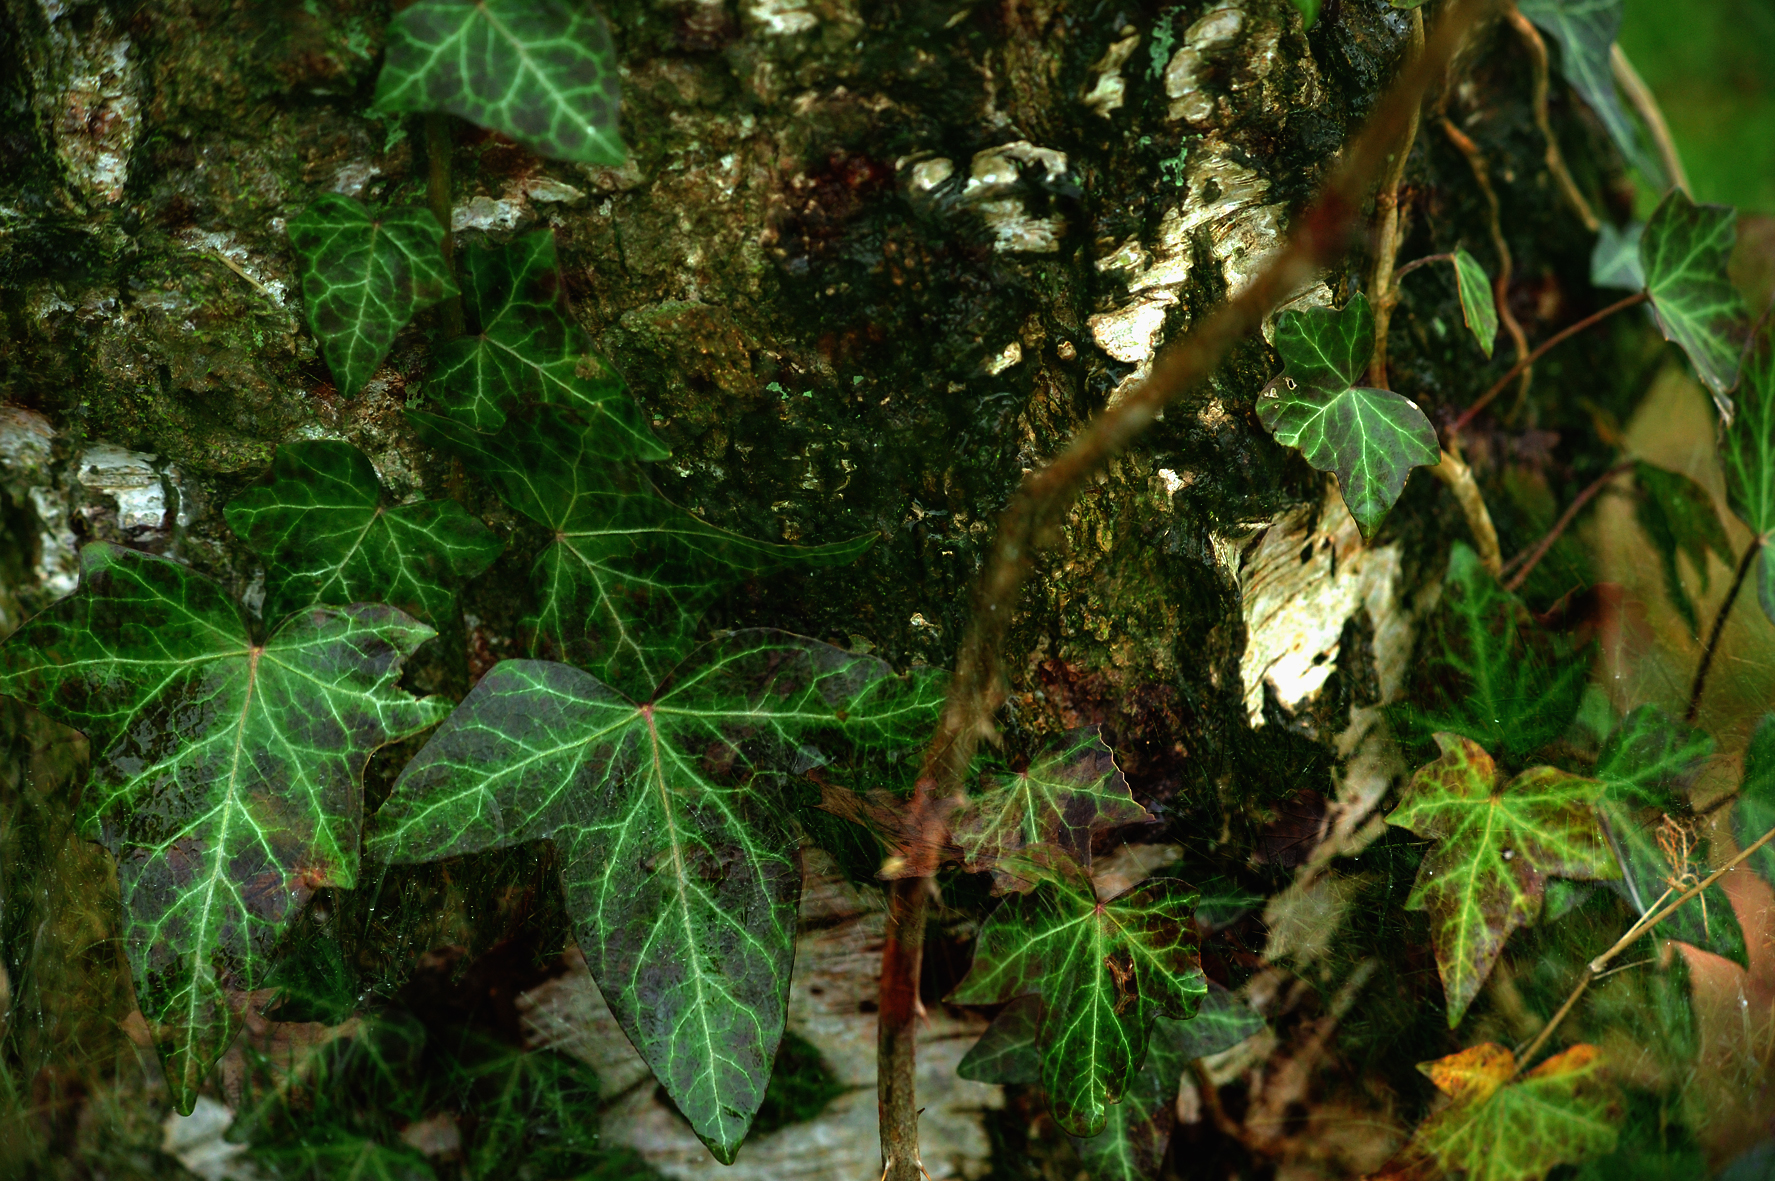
[
  {"left": 1594, "top": 705, "right": 1713, "bottom": 810},
  {"left": 431, "top": 232, "right": 666, "bottom": 459},
  {"left": 1733, "top": 714, "right": 1775, "bottom": 888},
  {"left": 368, "top": 630, "right": 945, "bottom": 1163},
  {"left": 956, "top": 994, "right": 1042, "bottom": 1084},
  {"left": 947, "top": 860, "right": 1205, "bottom": 1136},
  {"left": 1400, "top": 544, "right": 1591, "bottom": 761},
  {"left": 0, "top": 544, "right": 445, "bottom": 1111},
  {"left": 1385, "top": 734, "right": 1620, "bottom": 1026},
  {"left": 225, "top": 441, "right": 503, "bottom": 626},
  {"left": 1258, "top": 294, "right": 1440, "bottom": 535},
  {"left": 1640, "top": 187, "right": 1751, "bottom": 413},
  {"left": 413, "top": 406, "right": 873, "bottom": 696},
  {"left": 952, "top": 729, "right": 1153, "bottom": 894},
  {"left": 1590, "top": 222, "right": 1645, "bottom": 291},
  {"left": 1632, "top": 461, "right": 1732, "bottom": 634},
  {"left": 373, "top": 0, "right": 624, "bottom": 166},
  {"left": 1517, "top": 0, "right": 1665, "bottom": 187},
  {"left": 288, "top": 194, "right": 458, "bottom": 398},
  {"left": 1453, "top": 248, "right": 1499, "bottom": 359},
  {"left": 1400, "top": 1043, "right": 1622, "bottom": 1181},
  {"left": 1722, "top": 316, "right": 1775, "bottom": 622}
]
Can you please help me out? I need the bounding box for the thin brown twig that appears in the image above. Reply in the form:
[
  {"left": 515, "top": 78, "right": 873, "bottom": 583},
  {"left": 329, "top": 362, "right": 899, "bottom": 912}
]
[
  {"left": 873, "top": 4, "right": 1497, "bottom": 1177},
  {"left": 1368, "top": 8, "right": 1428, "bottom": 390},
  {"left": 1450, "top": 291, "right": 1649, "bottom": 436},
  {"left": 1611, "top": 44, "right": 1690, "bottom": 195},
  {"left": 1516, "top": 818, "right": 1775, "bottom": 1074},
  {"left": 1392, "top": 252, "right": 1455, "bottom": 282},
  {"left": 1686, "top": 536, "right": 1764, "bottom": 724},
  {"left": 1500, "top": 460, "right": 1635, "bottom": 590},
  {"left": 1440, "top": 117, "right": 1532, "bottom": 409},
  {"left": 1505, "top": 6, "right": 1599, "bottom": 231}
]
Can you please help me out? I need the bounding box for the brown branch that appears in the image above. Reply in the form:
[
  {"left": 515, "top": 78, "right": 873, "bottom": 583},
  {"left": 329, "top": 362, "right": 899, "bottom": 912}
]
[
  {"left": 874, "top": 4, "right": 1498, "bottom": 1178},
  {"left": 1367, "top": 8, "right": 1428, "bottom": 389},
  {"left": 1430, "top": 447, "right": 1503, "bottom": 577},
  {"left": 1501, "top": 460, "right": 1634, "bottom": 591},
  {"left": 1392, "top": 252, "right": 1455, "bottom": 282},
  {"left": 1686, "top": 535, "right": 1764, "bottom": 724},
  {"left": 1440, "top": 117, "right": 1532, "bottom": 410},
  {"left": 1516, "top": 818, "right": 1775, "bottom": 1074},
  {"left": 1506, "top": 6, "right": 1599, "bottom": 232},
  {"left": 1611, "top": 44, "right": 1690, "bottom": 195},
  {"left": 1449, "top": 291, "right": 1649, "bottom": 436}
]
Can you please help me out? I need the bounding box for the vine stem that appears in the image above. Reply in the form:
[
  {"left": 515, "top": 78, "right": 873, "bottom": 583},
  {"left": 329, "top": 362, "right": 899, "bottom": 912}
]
[
  {"left": 425, "top": 112, "right": 466, "bottom": 338},
  {"left": 873, "top": 4, "right": 1498, "bottom": 1177},
  {"left": 1500, "top": 460, "right": 1635, "bottom": 591},
  {"left": 1686, "top": 535, "right": 1764, "bottom": 724},
  {"left": 1440, "top": 118, "right": 1532, "bottom": 411},
  {"left": 1611, "top": 44, "right": 1690, "bottom": 195},
  {"left": 1516, "top": 818, "right": 1775, "bottom": 1074},
  {"left": 1430, "top": 445, "right": 1503, "bottom": 577},
  {"left": 1367, "top": 7, "right": 1426, "bottom": 390},
  {"left": 1392, "top": 252, "right": 1455, "bottom": 282},
  {"left": 1505, "top": 6, "right": 1598, "bottom": 231},
  {"left": 1449, "top": 291, "right": 1649, "bottom": 436}
]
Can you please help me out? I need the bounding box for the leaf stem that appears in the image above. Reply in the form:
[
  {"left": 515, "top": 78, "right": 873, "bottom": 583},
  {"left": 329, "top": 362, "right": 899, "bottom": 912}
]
[
  {"left": 1611, "top": 44, "right": 1690, "bottom": 195},
  {"left": 1686, "top": 535, "right": 1764, "bottom": 724},
  {"left": 1516, "top": 818, "right": 1775, "bottom": 1074},
  {"left": 1505, "top": 6, "right": 1599, "bottom": 232},
  {"left": 1392, "top": 252, "right": 1455, "bottom": 282},
  {"left": 1500, "top": 460, "right": 1635, "bottom": 591},
  {"left": 1450, "top": 291, "right": 1649, "bottom": 437},
  {"left": 424, "top": 112, "right": 465, "bottom": 338},
  {"left": 878, "top": 875, "right": 930, "bottom": 1181},
  {"left": 1366, "top": 8, "right": 1427, "bottom": 391}
]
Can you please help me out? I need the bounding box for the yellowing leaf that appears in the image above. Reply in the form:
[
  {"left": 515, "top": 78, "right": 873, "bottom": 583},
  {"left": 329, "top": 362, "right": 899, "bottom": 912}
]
[{"left": 1385, "top": 734, "right": 1620, "bottom": 1026}]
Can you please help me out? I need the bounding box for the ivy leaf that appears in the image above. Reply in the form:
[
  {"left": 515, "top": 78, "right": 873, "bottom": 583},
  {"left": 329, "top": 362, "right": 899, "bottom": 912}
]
[
  {"left": 1594, "top": 705, "right": 1712, "bottom": 810},
  {"left": 1395, "top": 1043, "right": 1622, "bottom": 1181},
  {"left": 368, "top": 630, "right": 946, "bottom": 1163},
  {"left": 1517, "top": 0, "right": 1665, "bottom": 187},
  {"left": 1453, "top": 248, "right": 1499, "bottom": 359},
  {"left": 430, "top": 232, "right": 666, "bottom": 459},
  {"left": 952, "top": 729, "right": 1154, "bottom": 894},
  {"left": 288, "top": 194, "right": 458, "bottom": 398},
  {"left": 1632, "top": 461, "right": 1732, "bottom": 634},
  {"left": 1258, "top": 293, "right": 1440, "bottom": 535},
  {"left": 947, "top": 860, "right": 1205, "bottom": 1136},
  {"left": 1733, "top": 714, "right": 1775, "bottom": 888},
  {"left": 956, "top": 994, "right": 1042, "bottom": 1084},
  {"left": 373, "top": 0, "right": 625, "bottom": 166},
  {"left": 1721, "top": 316, "right": 1775, "bottom": 622},
  {"left": 1640, "top": 187, "right": 1751, "bottom": 414},
  {"left": 0, "top": 544, "right": 445, "bottom": 1111},
  {"left": 1400, "top": 544, "right": 1591, "bottom": 761},
  {"left": 1385, "top": 734, "right": 1620, "bottom": 1026},
  {"left": 413, "top": 406, "right": 873, "bottom": 697},
  {"left": 1590, "top": 222, "right": 1645, "bottom": 291},
  {"left": 225, "top": 441, "right": 503, "bottom": 626}
]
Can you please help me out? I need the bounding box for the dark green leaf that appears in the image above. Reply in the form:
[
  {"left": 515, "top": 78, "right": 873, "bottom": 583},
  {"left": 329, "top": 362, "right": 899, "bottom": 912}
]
[
  {"left": 1517, "top": 0, "right": 1665, "bottom": 186},
  {"left": 1734, "top": 714, "right": 1775, "bottom": 888},
  {"left": 1597, "top": 800, "right": 1745, "bottom": 966},
  {"left": 225, "top": 441, "right": 503, "bottom": 626},
  {"left": 369, "top": 630, "right": 945, "bottom": 1162},
  {"left": 1259, "top": 294, "right": 1440, "bottom": 535},
  {"left": 288, "top": 195, "right": 458, "bottom": 398},
  {"left": 373, "top": 0, "right": 624, "bottom": 166},
  {"left": 1641, "top": 187, "right": 1751, "bottom": 412},
  {"left": 1385, "top": 734, "right": 1620, "bottom": 1026},
  {"left": 431, "top": 232, "right": 666, "bottom": 459},
  {"left": 0, "top": 544, "right": 445, "bottom": 1111},
  {"left": 1594, "top": 705, "right": 1713, "bottom": 810},
  {"left": 1632, "top": 461, "right": 1733, "bottom": 634},
  {"left": 1722, "top": 317, "right": 1775, "bottom": 623},
  {"left": 414, "top": 406, "right": 873, "bottom": 696},
  {"left": 956, "top": 994, "right": 1041, "bottom": 1085},
  {"left": 1453, "top": 248, "right": 1499, "bottom": 359},
  {"left": 1591, "top": 222, "right": 1646, "bottom": 291},
  {"left": 947, "top": 861, "right": 1205, "bottom": 1136},
  {"left": 1400, "top": 544, "right": 1591, "bottom": 761}
]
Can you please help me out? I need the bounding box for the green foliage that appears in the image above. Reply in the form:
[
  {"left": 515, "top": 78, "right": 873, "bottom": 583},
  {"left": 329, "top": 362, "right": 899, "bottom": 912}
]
[
  {"left": 1591, "top": 222, "right": 1646, "bottom": 291},
  {"left": 0, "top": 544, "right": 445, "bottom": 1112},
  {"left": 1640, "top": 187, "right": 1751, "bottom": 410},
  {"left": 1721, "top": 316, "right": 1775, "bottom": 621},
  {"left": 1733, "top": 714, "right": 1775, "bottom": 886},
  {"left": 1518, "top": 0, "right": 1666, "bottom": 186},
  {"left": 947, "top": 859, "right": 1205, "bottom": 1137},
  {"left": 1400, "top": 1043, "right": 1622, "bottom": 1181},
  {"left": 1400, "top": 544, "right": 1591, "bottom": 762},
  {"left": 1452, "top": 248, "right": 1499, "bottom": 358},
  {"left": 1631, "top": 461, "right": 1732, "bottom": 633},
  {"left": 1385, "top": 734, "right": 1620, "bottom": 1026},
  {"left": 414, "top": 406, "right": 872, "bottom": 696},
  {"left": 952, "top": 729, "right": 1151, "bottom": 893},
  {"left": 369, "top": 631, "right": 945, "bottom": 1162},
  {"left": 225, "top": 441, "right": 503, "bottom": 626},
  {"left": 1287, "top": 0, "right": 1321, "bottom": 29},
  {"left": 429, "top": 232, "right": 664, "bottom": 459},
  {"left": 1257, "top": 294, "right": 1441, "bottom": 535},
  {"left": 374, "top": 0, "right": 625, "bottom": 166},
  {"left": 288, "top": 195, "right": 458, "bottom": 398}
]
